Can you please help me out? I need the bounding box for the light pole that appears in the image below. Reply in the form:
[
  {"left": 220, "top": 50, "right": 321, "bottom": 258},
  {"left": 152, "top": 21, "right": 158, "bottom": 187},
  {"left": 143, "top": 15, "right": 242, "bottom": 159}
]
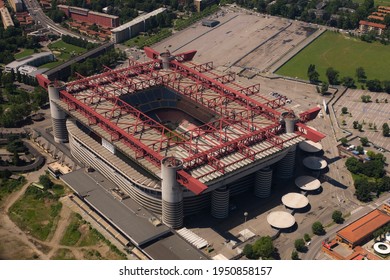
[{"left": 244, "top": 212, "right": 248, "bottom": 225}]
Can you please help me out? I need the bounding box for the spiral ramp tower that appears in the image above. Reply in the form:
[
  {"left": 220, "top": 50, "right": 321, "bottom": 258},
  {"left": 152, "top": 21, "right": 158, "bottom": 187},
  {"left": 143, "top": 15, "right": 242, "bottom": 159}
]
[
  {"left": 254, "top": 167, "right": 273, "bottom": 198},
  {"left": 211, "top": 187, "right": 230, "bottom": 219},
  {"left": 161, "top": 157, "right": 184, "bottom": 229},
  {"left": 277, "top": 145, "right": 297, "bottom": 179},
  {"left": 48, "top": 84, "right": 68, "bottom": 143}
]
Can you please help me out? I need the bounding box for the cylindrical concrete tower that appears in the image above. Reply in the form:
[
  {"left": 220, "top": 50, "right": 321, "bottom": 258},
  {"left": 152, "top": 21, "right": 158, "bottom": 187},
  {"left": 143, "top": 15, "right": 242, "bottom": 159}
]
[
  {"left": 211, "top": 187, "right": 229, "bottom": 219},
  {"left": 281, "top": 111, "right": 298, "bottom": 133},
  {"left": 161, "top": 156, "right": 183, "bottom": 228},
  {"left": 277, "top": 145, "right": 297, "bottom": 179},
  {"left": 254, "top": 167, "right": 273, "bottom": 198},
  {"left": 160, "top": 51, "right": 171, "bottom": 70},
  {"left": 48, "top": 84, "right": 68, "bottom": 143}
]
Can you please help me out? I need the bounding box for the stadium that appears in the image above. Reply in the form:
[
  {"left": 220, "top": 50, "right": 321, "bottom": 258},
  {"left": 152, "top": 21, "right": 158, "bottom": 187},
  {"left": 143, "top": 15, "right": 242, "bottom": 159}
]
[{"left": 37, "top": 47, "right": 323, "bottom": 229}]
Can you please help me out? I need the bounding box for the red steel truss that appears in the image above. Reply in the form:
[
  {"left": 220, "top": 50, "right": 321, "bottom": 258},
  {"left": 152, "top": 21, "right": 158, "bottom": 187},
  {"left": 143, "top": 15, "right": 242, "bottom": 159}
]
[{"left": 39, "top": 47, "right": 325, "bottom": 195}]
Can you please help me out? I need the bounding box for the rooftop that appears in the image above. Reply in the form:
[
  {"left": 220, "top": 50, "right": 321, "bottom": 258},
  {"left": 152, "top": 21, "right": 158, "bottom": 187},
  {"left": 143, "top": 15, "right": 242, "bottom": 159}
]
[
  {"left": 295, "top": 176, "right": 321, "bottom": 191},
  {"left": 61, "top": 169, "right": 170, "bottom": 247},
  {"left": 281, "top": 192, "right": 309, "bottom": 209},
  {"left": 303, "top": 156, "right": 327, "bottom": 170},
  {"left": 337, "top": 209, "right": 390, "bottom": 245},
  {"left": 359, "top": 20, "right": 386, "bottom": 29},
  {"left": 267, "top": 211, "right": 295, "bottom": 229},
  {"left": 112, "top": 8, "right": 166, "bottom": 32}
]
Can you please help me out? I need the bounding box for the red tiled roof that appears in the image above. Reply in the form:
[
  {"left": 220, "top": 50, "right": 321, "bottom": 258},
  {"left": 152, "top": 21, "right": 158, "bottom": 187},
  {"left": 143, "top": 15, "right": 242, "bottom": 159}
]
[
  {"left": 337, "top": 210, "right": 390, "bottom": 245},
  {"left": 359, "top": 20, "right": 386, "bottom": 29}
]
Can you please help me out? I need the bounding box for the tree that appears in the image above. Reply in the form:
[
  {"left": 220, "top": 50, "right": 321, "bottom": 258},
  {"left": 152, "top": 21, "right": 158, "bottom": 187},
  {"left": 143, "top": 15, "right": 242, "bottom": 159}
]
[
  {"left": 356, "top": 145, "right": 364, "bottom": 154},
  {"left": 326, "top": 67, "right": 339, "bottom": 85},
  {"left": 321, "top": 82, "right": 329, "bottom": 95},
  {"left": 294, "top": 238, "right": 306, "bottom": 252},
  {"left": 307, "top": 64, "right": 320, "bottom": 84},
  {"left": 252, "top": 236, "right": 275, "bottom": 259},
  {"left": 39, "top": 175, "right": 53, "bottom": 189},
  {"left": 383, "top": 123, "right": 390, "bottom": 137},
  {"left": 304, "top": 233, "right": 311, "bottom": 242},
  {"left": 353, "top": 121, "right": 359, "bottom": 129},
  {"left": 366, "top": 80, "right": 382, "bottom": 92},
  {"left": 383, "top": 81, "right": 390, "bottom": 94},
  {"left": 357, "top": 124, "right": 363, "bottom": 131},
  {"left": 312, "top": 221, "right": 325, "bottom": 235},
  {"left": 342, "top": 76, "right": 355, "bottom": 88},
  {"left": 354, "top": 176, "right": 373, "bottom": 202},
  {"left": 291, "top": 250, "right": 299, "bottom": 260},
  {"left": 340, "top": 137, "right": 348, "bottom": 146},
  {"left": 341, "top": 107, "right": 348, "bottom": 114},
  {"left": 243, "top": 244, "right": 254, "bottom": 259},
  {"left": 12, "top": 152, "right": 21, "bottom": 166},
  {"left": 361, "top": 95, "right": 371, "bottom": 103},
  {"left": 332, "top": 210, "right": 344, "bottom": 224},
  {"left": 360, "top": 137, "right": 369, "bottom": 146},
  {"left": 355, "top": 67, "right": 366, "bottom": 82},
  {"left": 346, "top": 157, "right": 363, "bottom": 174}
]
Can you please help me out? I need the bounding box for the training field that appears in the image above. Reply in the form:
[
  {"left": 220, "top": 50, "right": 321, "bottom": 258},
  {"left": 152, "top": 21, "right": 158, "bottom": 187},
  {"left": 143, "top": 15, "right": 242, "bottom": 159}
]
[{"left": 275, "top": 31, "right": 390, "bottom": 82}]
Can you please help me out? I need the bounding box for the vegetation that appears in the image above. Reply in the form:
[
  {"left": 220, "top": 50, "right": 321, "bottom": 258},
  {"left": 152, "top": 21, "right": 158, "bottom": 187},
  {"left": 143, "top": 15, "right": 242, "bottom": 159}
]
[
  {"left": 340, "top": 137, "right": 348, "bottom": 146},
  {"left": 332, "top": 210, "right": 344, "bottom": 224},
  {"left": 291, "top": 250, "right": 300, "bottom": 260},
  {"left": 346, "top": 154, "right": 389, "bottom": 201},
  {"left": 125, "top": 28, "right": 172, "bottom": 48},
  {"left": 9, "top": 186, "right": 62, "bottom": 241},
  {"left": 360, "top": 137, "right": 369, "bottom": 146},
  {"left": 14, "top": 49, "right": 36, "bottom": 59},
  {"left": 50, "top": 248, "right": 76, "bottom": 260},
  {"left": 304, "top": 233, "right": 311, "bottom": 242},
  {"left": 62, "top": 35, "right": 97, "bottom": 50},
  {"left": 383, "top": 123, "right": 389, "bottom": 137},
  {"left": 276, "top": 31, "right": 390, "bottom": 85},
  {"left": 294, "top": 238, "right": 306, "bottom": 252},
  {"left": 312, "top": 221, "right": 325, "bottom": 235},
  {"left": 0, "top": 176, "right": 26, "bottom": 206},
  {"left": 243, "top": 236, "right": 277, "bottom": 259},
  {"left": 60, "top": 213, "right": 83, "bottom": 246},
  {"left": 70, "top": 49, "right": 126, "bottom": 78},
  {"left": 341, "top": 107, "right": 348, "bottom": 114}
]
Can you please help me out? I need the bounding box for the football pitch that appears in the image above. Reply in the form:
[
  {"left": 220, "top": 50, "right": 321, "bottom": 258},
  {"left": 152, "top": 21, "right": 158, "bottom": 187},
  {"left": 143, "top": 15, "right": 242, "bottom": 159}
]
[{"left": 275, "top": 31, "right": 390, "bottom": 82}]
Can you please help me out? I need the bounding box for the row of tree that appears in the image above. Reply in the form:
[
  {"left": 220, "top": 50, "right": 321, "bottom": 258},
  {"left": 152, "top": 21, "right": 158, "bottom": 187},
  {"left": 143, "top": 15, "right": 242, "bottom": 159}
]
[
  {"left": 62, "top": 35, "right": 97, "bottom": 50},
  {"left": 224, "top": 0, "right": 375, "bottom": 30},
  {"left": 243, "top": 236, "right": 278, "bottom": 259},
  {"left": 308, "top": 65, "right": 390, "bottom": 93},
  {"left": 70, "top": 49, "right": 127, "bottom": 78}
]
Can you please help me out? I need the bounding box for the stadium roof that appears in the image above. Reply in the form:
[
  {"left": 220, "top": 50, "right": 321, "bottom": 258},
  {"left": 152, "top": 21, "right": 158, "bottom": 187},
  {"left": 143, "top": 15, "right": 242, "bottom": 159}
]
[
  {"left": 38, "top": 47, "right": 324, "bottom": 195},
  {"left": 337, "top": 209, "right": 390, "bottom": 246}
]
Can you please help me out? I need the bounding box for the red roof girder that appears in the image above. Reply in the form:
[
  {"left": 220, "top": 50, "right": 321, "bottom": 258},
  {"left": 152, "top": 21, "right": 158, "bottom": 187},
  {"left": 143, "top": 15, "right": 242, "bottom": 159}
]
[{"left": 170, "top": 60, "right": 281, "bottom": 121}]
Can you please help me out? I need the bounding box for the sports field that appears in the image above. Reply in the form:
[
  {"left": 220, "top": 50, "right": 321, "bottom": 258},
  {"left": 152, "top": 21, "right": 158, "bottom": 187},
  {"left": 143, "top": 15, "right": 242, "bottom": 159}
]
[{"left": 275, "top": 31, "right": 390, "bottom": 82}]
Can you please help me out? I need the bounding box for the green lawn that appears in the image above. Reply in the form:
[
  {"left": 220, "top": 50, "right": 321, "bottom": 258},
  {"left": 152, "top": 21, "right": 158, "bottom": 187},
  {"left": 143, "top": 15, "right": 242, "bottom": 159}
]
[
  {"left": 46, "top": 40, "right": 87, "bottom": 68},
  {"left": 0, "top": 177, "right": 26, "bottom": 206},
  {"left": 60, "top": 213, "right": 82, "bottom": 246},
  {"left": 276, "top": 31, "right": 390, "bottom": 82},
  {"left": 9, "top": 186, "right": 62, "bottom": 241},
  {"left": 14, "top": 49, "right": 35, "bottom": 60}
]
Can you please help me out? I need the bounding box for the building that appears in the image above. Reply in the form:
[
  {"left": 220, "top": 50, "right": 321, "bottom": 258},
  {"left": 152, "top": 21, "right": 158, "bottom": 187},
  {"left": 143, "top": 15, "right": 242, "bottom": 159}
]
[
  {"left": 336, "top": 209, "right": 390, "bottom": 248},
  {"left": 37, "top": 48, "right": 323, "bottom": 230},
  {"left": 359, "top": 6, "right": 389, "bottom": 35},
  {"left": 58, "top": 5, "right": 119, "bottom": 28},
  {"left": 9, "top": 0, "right": 23, "bottom": 12},
  {"left": 359, "top": 20, "right": 386, "bottom": 35},
  {"left": 5, "top": 52, "right": 54, "bottom": 73},
  {"left": 0, "top": 7, "right": 14, "bottom": 29},
  {"left": 111, "top": 8, "right": 166, "bottom": 43}
]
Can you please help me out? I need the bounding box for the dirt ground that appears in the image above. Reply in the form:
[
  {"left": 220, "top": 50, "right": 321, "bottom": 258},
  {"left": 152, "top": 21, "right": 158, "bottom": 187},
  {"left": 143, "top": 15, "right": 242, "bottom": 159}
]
[{"left": 0, "top": 166, "right": 130, "bottom": 260}]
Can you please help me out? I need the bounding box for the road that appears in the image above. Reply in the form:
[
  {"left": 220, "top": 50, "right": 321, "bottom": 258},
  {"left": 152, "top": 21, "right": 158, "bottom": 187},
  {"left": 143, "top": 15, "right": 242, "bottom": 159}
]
[
  {"left": 24, "top": 0, "right": 97, "bottom": 43},
  {"left": 303, "top": 192, "right": 390, "bottom": 260}
]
